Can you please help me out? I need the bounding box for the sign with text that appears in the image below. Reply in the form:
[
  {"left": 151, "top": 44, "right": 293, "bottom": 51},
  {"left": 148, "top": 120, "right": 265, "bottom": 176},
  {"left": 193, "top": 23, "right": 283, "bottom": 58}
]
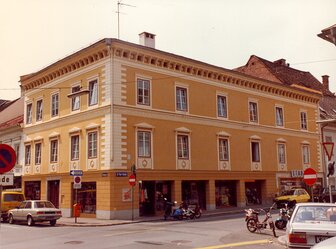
[{"left": 0, "top": 173, "right": 14, "bottom": 186}]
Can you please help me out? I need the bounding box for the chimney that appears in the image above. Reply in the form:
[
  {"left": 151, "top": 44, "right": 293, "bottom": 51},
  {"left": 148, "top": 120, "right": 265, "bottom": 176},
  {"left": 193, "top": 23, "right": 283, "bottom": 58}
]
[
  {"left": 273, "top": 59, "right": 288, "bottom": 66},
  {"left": 322, "top": 75, "right": 330, "bottom": 90},
  {"left": 139, "top": 32, "right": 156, "bottom": 48}
]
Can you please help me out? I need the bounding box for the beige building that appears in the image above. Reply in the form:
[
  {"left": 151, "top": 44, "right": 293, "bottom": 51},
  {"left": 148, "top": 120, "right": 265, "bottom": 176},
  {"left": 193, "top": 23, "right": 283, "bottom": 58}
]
[{"left": 20, "top": 33, "right": 321, "bottom": 219}]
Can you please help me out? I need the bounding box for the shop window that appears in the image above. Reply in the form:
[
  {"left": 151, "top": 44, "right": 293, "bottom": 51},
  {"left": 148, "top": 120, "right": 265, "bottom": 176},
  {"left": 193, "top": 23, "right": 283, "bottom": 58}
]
[{"left": 75, "top": 182, "right": 96, "bottom": 215}]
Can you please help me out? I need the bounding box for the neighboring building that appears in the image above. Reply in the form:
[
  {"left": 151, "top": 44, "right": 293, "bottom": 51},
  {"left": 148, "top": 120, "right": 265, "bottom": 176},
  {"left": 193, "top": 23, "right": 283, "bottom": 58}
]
[
  {"left": 318, "top": 24, "right": 336, "bottom": 46},
  {"left": 0, "top": 97, "right": 24, "bottom": 188},
  {"left": 19, "top": 33, "right": 321, "bottom": 219},
  {"left": 235, "top": 55, "right": 335, "bottom": 191}
]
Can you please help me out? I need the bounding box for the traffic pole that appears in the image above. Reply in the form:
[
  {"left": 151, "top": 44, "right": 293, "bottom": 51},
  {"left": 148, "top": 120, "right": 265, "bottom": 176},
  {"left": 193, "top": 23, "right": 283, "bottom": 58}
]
[{"left": 131, "top": 185, "right": 134, "bottom": 221}]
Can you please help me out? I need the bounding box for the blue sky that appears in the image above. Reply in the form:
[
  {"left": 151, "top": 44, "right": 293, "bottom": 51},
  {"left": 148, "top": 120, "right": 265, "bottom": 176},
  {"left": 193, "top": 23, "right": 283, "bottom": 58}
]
[{"left": 1, "top": 0, "right": 335, "bottom": 100}]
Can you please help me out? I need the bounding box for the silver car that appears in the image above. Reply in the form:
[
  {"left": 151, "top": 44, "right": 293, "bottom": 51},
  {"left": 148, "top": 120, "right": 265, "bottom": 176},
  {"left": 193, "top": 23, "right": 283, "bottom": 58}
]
[
  {"left": 8, "top": 200, "right": 62, "bottom": 226},
  {"left": 286, "top": 202, "right": 336, "bottom": 248}
]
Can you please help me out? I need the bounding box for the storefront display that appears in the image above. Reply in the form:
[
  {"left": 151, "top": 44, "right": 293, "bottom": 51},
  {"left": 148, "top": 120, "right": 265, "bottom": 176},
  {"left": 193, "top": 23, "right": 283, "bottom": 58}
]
[{"left": 215, "top": 180, "right": 237, "bottom": 208}]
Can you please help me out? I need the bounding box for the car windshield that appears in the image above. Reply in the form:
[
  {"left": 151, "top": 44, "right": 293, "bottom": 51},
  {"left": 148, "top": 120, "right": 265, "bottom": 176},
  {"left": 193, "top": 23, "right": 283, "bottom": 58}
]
[
  {"left": 34, "top": 201, "right": 55, "bottom": 209},
  {"left": 293, "top": 206, "right": 336, "bottom": 223},
  {"left": 284, "top": 190, "right": 296, "bottom": 195}
]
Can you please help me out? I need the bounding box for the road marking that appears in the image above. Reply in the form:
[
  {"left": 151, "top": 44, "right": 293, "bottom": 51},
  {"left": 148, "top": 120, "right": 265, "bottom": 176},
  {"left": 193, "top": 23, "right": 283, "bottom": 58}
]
[{"left": 195, "top": 239, "right": 271, "bottom": 249}]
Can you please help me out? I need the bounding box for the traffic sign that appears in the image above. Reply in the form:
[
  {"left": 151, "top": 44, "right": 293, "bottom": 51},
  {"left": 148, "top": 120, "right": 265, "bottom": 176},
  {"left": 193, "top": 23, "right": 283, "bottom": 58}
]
[
  {"left": 70, "top": 170, "right": 83, "bottom": 176},
  {"left": 323, "top": 142, "right": 334, "bottom": 161},
  {"left": 303, "top": 167, "right": 317, "bottom": 186},
  {"left": 73, "top": 176, "right": 82, "bottom": 189},
  {"left": 129, "top": 174, "right": 136, "bottom": 186},
  {"left": 0, "top": 144, "right": 16, "bottom": 174}
]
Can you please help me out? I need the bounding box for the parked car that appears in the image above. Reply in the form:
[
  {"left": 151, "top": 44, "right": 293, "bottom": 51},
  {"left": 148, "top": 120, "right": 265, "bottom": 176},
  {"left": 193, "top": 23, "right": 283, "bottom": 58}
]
[
  {"left": 274, "top": 188, "right": 310, "bottom": 209},
  {"left": 8, "top": 200, "right": 62, "bottom": 226},
  {"left": 311, "top": 236, "right": 336, "bottom": 249},
  {"left": 286, "top": 202, "right": 336, "bottom": 248},
  {"left": 0, "top": 190, "right": 25, "bottom": 222},
  {"left": 315, "top": 187, "right": 336, "bottom": 203}
]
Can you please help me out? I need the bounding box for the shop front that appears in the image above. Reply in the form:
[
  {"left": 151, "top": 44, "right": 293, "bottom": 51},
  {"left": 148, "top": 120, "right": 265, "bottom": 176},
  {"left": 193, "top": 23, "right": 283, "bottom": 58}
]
[
  {"left": 24, "top": 181, "right": 41, "bottom": 200},
  {"left": 215, "top": 180, "right": 237, "bottom": 208},
  {"left": 245, "top": 181, "right": 262, "bottom": 205},
  {"left": 72, "top": 182, "right": 96, "bottom": 217},
  {"left": 182, "top": 180, "right": 206, "bottom": 209}
]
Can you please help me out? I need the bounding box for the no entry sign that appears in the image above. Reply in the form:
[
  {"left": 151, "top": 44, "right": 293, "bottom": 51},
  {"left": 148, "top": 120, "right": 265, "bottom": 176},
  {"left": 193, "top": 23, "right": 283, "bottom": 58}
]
[
  {"left": 0, "top": 144, "right": 16, "bottom": 174},
  {"left": 129, "top": 174, "right": 136, "bottom": 186},
  {"left": 303, "top": 167, "right": 317, "bottom": 186}
]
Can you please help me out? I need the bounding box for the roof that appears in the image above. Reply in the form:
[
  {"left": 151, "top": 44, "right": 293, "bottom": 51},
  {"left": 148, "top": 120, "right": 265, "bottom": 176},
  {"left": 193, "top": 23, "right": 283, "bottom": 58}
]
[
  {"left": 0, "top": 115, "right": 23, "bottom": 130},
  {"left": 0, "top": 99, "right": 12, "bottom": 111}
]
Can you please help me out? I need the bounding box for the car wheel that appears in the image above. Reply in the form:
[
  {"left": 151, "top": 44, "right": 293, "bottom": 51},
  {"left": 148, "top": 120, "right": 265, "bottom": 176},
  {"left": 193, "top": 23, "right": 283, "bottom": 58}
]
[
  {"left": 8, "top": 214, "right": 14, "bottom": 224},
  {"left": 50, "top": 220, "right": 57, "bottom": 226},
  {"left": 27, "top": 216, "right": 34, "bottom": 226}
]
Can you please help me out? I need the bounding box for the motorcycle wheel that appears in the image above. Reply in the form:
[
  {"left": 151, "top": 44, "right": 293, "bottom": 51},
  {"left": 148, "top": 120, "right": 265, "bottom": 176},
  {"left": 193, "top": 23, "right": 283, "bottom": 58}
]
[
  {"left": 275, "top": 219, "right": 286, "bottom": 230},
  {"left": 270, "top": 222, "right": 277, "bottom": 237},
  {"left": 195, "top": 212, "right": 201, "bottom": 219},
  {"left": 246, "top": 218, "right": 257, "bottom": 233}
]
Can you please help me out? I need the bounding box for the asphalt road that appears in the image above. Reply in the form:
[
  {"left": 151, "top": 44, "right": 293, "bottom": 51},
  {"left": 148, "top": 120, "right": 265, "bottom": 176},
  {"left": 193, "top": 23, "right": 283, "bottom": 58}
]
[{"left": 0, "top": 213, "right": 286, "bottom": 249}]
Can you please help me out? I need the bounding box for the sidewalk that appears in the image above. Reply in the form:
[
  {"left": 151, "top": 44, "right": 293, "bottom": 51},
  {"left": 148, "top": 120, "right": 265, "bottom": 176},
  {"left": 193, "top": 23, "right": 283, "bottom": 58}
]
[{"left": 57, "top": 205, "right": 250, "bottom": 227}]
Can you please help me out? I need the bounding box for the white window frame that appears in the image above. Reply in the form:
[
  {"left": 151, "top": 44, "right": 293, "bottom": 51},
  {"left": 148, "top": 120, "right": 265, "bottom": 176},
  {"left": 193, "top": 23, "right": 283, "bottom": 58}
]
[
  {"left": 26, "top": 103, "right": 32, "bottom": 124},
  {"left": 300, "top": 111, "right": 308, "bottom": 130},
  {"left": 36, "top": 99, "right": 43, "bottom": 122},
  {"left": 136, "top": 77, "right": 151, "bottom": 106},
  {"left": 302, "top": 144, "right": 310, "bottom": 164},
  {"left": 35, "top": 142, "right": 42, "bottom": 165},
  {"left": 275, "top": 106, "right": 284, "bottom": 127},
  {"left": 51, "top": 92, "right": 59, "bottom": 117},
  {"left": 251, "top": 140, "right": 261, "bottom": 163},
  {"left": 218, "top": 137, "right": 229, "bottom": 161},
  {"left": 137, "top": 130, "right": 151, "bottom": 158},
  {"left": 88, "top": 131, "right": 98, "bottom": 159},
  {"left": 277, "top": 143, "right": 286, "bottom": 164},
  {"left": 175, "top": 85, "right": 188, "bottom": 112},
  {"left": 217, "top": 94, "right": 228, "bottom": 119},
  {"left": 71, "top": 85, "right": 81, "bottom": 111},
  {"left": 71, "top": 135, "right": 80, "bottom": 161},
  {"left": 25, "top": 144, "right": 31, "bottom": 165},
  {"left": 50, "top": 139, "right": 58, "bottom": 163},
  {"left": 177, "top": 134, "right": 189, "bottom": 159},
  {"left": 249, "top": 100, "right": 259, "bottom": 123},
  {"left": 88, "top": 79, "right": 98, "bottom": 106}
]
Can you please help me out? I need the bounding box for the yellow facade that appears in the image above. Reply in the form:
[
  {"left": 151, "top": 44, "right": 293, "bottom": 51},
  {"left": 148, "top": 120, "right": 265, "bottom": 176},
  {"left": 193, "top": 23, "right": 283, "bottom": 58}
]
[{"left": 20, "top": 38, "right": 321, "bottom": 219}]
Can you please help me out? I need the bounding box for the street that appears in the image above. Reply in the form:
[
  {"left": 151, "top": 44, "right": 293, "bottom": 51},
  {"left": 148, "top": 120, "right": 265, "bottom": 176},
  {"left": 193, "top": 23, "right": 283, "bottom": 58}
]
[{"left": 0, "top": 213, "right": 286, "bottom": 249}]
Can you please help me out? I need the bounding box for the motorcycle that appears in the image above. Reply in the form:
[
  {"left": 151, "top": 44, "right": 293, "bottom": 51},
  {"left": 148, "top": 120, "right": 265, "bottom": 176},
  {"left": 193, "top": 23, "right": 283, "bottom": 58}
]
[
  {"left": 188, "top": 203, "right": 202, "bottom": 218},
  {"left": 275, "top": 203, "right": 291, "bottom": 230},
  {"left": 244, "top": 203, "right": 277, "bottom": 237},
  {"left": 163, "top": 198, "right": 183, "bottom": 220}
]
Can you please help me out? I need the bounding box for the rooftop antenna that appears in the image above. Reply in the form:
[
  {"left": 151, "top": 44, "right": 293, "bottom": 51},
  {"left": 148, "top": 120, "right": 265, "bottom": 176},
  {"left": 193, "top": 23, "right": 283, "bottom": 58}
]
[{"left": 117, "top": 0, "right": 135, "bottom": 39}]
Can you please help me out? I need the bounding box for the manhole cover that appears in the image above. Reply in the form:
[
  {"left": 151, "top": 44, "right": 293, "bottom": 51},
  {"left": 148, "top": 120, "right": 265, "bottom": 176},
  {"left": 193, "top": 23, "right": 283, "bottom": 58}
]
[
  {"left": 64, "top": 241, "right": 84, "bottom": 245},
  {"left": 171, "top": 240, "right": 192, "bottom": 244}
]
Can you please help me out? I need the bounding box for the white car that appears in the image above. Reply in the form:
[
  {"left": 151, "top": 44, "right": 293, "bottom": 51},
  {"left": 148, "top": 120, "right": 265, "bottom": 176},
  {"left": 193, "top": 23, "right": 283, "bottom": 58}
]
[
  {"left": 8, "top": 200, "right": 62, "bottom": 226},
  {"left": 286, "top": 202, "right": 336, "bottom": 248},
  {"left": 311, "top": 236, "right": 336, "bottom": 249}
]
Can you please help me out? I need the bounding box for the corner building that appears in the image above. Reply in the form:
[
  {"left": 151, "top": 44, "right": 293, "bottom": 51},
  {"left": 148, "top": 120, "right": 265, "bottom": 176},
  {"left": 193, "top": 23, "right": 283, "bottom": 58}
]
[{"left": 20, "top": 33, "right": 321, "bottom": 219}]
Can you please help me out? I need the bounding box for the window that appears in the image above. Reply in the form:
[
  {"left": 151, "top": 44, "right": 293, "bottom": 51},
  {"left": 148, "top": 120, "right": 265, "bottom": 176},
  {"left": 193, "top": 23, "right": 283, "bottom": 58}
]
[
  {"left": 277, "top": 143, "right": 286, "bottom": 164},
  {"left": 50, "top": 140, "right": 58, "bottom": 163},
  {"left": 71, "top": 135, "right": 80, "bottom": 160},
  {"left": 14, "top": 144, "right": 20, "bottom": 165},
  {"left": 218, "top": 138, "right": 229, "bottom": 161},
  {"left": 25, "top": 145, "right": 31, "bottom": 165},
  {"left": 217, "top": 95, "right": 227, "bottom": 118},
  {"left": 251, "top": 141, "right": 260, "bottom": 162},
  {"left": 88, "top": 131, "right": 97, "bottom": 158},
  {"left": 137, "top": 78, "right": 150, "bottom": 106},
  {"left": 36, "top": 99, "right": 43, "bottom": 121},
  {"left": 35, "top": 143, "right": 41, "bottom": 165},
  {"left": 176, "top": 87, "right": 188, "bottom": 111},
  {"left": 89, "top": 79, "right": 98, "bottom": 106},
  {"left": 275, "top": 106, "right": 284, "bottom": 127},
  {"left": 249, "top": 101, "right": 258, "bottom": 123},
  {"left": 302, "top": 145, "right": 310, "bottom": 164},
  {"left": 71, "top": 85, "right": 81, "bottom": 111},
  {"left": 177, "top": 134, "right": 189, "bottom": 159},
  {"left": 137, "top": 131, "right": 151, "bottom": 157},
  {"left": 51, "top": 93, "right": 59, "bottom": 117},
  {"left": 300, "top": 111, "right": 307, "bottom": 130},
  {"left": 26, "top": 103, "right": 32, "bottom": 124}
]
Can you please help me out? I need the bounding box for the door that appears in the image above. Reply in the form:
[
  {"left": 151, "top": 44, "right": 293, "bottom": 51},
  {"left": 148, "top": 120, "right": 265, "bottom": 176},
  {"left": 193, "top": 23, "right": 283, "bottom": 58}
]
[{"left": 48, "top": 180, "right": 60, "bottom": 208}]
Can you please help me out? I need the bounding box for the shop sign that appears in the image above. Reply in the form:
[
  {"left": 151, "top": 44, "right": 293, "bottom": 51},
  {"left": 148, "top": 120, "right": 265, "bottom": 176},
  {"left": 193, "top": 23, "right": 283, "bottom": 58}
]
[
  {"left": 116, "top": 172, "right": 128, "bottom": 177},
  {"left": 0, "top": 173, "right": 14, "bottom": 186},
  {"left": 291, "top": 170, "right": 304, "bottom": 178}
]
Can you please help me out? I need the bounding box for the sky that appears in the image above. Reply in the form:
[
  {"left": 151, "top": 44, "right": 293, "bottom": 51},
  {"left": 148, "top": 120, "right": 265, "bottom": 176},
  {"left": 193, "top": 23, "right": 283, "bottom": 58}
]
[{"left": 0, "top": 0, "right": 336, "bottom": 100}]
